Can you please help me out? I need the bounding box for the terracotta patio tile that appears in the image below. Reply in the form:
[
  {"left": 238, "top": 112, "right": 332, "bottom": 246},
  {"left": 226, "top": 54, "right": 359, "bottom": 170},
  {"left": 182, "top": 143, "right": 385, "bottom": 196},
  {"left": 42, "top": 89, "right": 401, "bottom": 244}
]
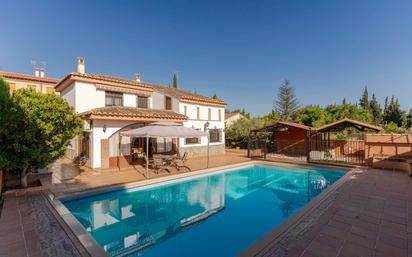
[
  {"left": 337, "top": 242, "right": 374, "bottom": 257},
  {"left": 345, "top": 232, "right": 376, "bottom": 249},
  {"left": 321, "top": 225, "right": 350, "bottom": 239},
  {"left": 382, "top": 213, "right": 407, "bottom": 225},
  {"left": 306, "top": 240, "right": 340, "bottom": 257},
  {"left": 350, "top": 226, "right": 377, "bottom": 240},
  {"left": 375, "top": 242, "right": 408, "bottom": 257},
  {"left": 315, "top": 233, "right": 344, "bottom": 249},
  {"left": 377, "top": 232, "right": 407, "bottom": 249}
]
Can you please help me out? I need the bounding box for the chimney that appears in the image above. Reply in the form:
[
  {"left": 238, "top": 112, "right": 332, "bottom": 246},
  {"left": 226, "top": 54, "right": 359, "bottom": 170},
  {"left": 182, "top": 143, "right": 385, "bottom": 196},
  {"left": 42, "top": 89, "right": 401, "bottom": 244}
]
[
  {"left": 77, "top": 57, "right": 85, "bottom": 74},
  {"left": 34, "top": 67, "right": 40, "bottom": 77},
  {"left": 135, "top": 73, "right": 141, "bottom": 82},
  {"left": 39, "top": 68, "right": 45, "bottom": 78}
]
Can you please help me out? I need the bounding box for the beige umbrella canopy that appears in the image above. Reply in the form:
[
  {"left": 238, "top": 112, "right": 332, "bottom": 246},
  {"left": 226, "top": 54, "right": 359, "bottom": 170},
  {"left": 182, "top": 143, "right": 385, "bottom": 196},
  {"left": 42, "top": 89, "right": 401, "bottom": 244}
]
[{"left": 120, "top": 122, "right": 209, "bottom": 177}]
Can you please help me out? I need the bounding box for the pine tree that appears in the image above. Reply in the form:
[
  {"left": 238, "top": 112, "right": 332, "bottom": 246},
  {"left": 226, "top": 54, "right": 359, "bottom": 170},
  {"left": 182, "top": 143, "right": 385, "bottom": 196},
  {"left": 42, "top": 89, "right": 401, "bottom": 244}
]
[
  {"left": 369, "top": 93, "right": 381, "bottom": 124},
  {"left": 342, "top": 98, "right": 347, "bottom": 105},
  {"left": 172, "top": 73, "right": 178, "bottom": 88},
  {"left": 359, "top": 86, "right": 369, "bottom": 110},
  {"left": 274, "top": 79, "right": 299, "bottom": 120},
  {"left": 211, "top": 93, "right": 218, "bottom": 100}
]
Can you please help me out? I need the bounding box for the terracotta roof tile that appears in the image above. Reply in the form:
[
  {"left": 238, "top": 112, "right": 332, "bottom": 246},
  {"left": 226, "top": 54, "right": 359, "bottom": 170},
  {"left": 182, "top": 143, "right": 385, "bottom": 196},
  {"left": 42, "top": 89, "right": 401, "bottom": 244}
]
[
  {"left": 55, "top": 72, "right": 226, "bottom": 106},
  {"left": 81, "top": 106, "right": 188, "bottom": 121},
  {"left": 0, "top": 71, "right": 60, "bottom": 84},
  {"left": 151, "top": 85, "right": 227, "bottom": 106}
]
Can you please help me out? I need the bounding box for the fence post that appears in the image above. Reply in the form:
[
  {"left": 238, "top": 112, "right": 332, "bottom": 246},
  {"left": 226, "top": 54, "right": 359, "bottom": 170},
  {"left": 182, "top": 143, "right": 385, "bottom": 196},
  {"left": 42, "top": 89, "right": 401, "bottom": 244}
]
[
  {"left": 247, "top": 136, "right": 251, "bottom": 158},
  {"left": 306, "top": 130, "right": 312, "bottom": 163},
  {"left": 264, "top": 139, "right": 267, "bottom": 160}
]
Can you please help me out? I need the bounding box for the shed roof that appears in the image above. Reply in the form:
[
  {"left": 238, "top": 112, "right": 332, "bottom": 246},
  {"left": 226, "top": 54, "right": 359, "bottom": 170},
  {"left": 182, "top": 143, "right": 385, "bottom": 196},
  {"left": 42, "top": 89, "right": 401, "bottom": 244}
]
[
  {"left": 251, "top": 121, "right": 314, "bottom": 133},
  {"left": 315, "top": 118, "right": 382, "bottom": 132}
]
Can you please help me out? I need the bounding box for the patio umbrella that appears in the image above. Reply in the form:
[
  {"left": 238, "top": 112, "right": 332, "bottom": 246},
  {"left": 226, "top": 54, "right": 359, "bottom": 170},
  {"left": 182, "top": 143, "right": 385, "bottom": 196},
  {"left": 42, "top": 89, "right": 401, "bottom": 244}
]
[{"left": 120, "top": 122, "right": 209, "bottom": 177}]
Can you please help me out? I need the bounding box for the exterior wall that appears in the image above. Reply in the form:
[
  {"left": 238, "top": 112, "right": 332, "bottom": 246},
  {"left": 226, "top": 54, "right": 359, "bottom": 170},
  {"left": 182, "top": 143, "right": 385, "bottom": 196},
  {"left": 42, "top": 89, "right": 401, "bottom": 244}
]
[
  {"left": 273, "top": 127, "right": 308, "bottom": 155},
  {"left": 178, "top": 102, "right": 225, "bottom": 156},
  {"left": 365, "top": 134, "right": 412, "bottom": 163},
  {"left": 151, "top": 91, "right": 179, "bottom": 111},
  {"left": 180, "top": 144, "right": 225, "bottom": 157},
  {"left": 60, "top": 84, "right": 76, "bottom": 107},
  {"left": 74, "top": 82, "right": 105, "bottom": 113},
  {"left": 123, "top": 93, "right": 137, "bottom": 107},
  {"left": 4, "top": 78, "right": 57, "bottom": 94},
  {"left": 225, "top": 113, "right": 242, "bottom": 126},
  {"left": 91, "top": 120, "right": 136, "bottom": 168}
]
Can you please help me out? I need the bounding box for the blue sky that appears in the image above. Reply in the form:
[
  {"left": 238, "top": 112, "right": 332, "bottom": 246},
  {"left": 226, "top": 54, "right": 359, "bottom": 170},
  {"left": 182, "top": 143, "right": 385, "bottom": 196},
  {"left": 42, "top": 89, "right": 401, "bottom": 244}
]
[{"left": 1, "top": 0, "right": 411, "bottom": 115}]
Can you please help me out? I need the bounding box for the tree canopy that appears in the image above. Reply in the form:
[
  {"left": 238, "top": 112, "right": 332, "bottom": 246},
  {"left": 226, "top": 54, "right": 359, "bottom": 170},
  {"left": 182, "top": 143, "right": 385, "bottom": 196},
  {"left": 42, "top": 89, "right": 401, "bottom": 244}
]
[
  {"left": 293, "top": 106, "right": 329, "bottom": 128},
  {"left": 0, "top": 78, "right": 83, "bottom": 185}
]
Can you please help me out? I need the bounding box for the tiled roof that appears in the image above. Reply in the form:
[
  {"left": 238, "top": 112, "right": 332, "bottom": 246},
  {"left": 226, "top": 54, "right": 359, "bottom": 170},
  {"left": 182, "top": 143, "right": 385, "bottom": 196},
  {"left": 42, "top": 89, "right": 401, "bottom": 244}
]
[
  {"left": 316, "top": 118, "right": 382, "bottom": 132},
  {"left": 81, "top": 106, "right": 188, "bottom": 121},
  {"left": 251, "top": 121, "right": 314, "bottom": 132},
  {"left": 225, "top": 112, "right": 241, "bottom": 120},
  {"left": 151, "top": 85, "right": 227, "bottom": 106},
  {"left": 55, "top": 72, "right": 153, "bottom": 93},
  {"left": 0, "top": 71, "right": 60, "bottom": 84},
  {"left": 55, "top": 72, "right": 226, "bottom": 106}
]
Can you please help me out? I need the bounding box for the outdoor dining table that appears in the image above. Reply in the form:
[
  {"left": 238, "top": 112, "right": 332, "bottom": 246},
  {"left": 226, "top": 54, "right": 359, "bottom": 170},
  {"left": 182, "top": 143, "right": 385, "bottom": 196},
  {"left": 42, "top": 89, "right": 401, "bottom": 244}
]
[{"left": 162, "top": 154, "right": 178, "bottom": 165}]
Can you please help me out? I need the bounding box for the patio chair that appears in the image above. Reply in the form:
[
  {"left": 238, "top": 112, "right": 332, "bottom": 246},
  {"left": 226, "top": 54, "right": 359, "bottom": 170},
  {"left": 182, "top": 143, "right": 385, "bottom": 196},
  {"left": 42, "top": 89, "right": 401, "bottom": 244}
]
[
  {"left": 152, "top": 154, "right": 171, "bottom": 174},
  {"left": 174, "top": 152, "right": 191, "bottom": 172}
]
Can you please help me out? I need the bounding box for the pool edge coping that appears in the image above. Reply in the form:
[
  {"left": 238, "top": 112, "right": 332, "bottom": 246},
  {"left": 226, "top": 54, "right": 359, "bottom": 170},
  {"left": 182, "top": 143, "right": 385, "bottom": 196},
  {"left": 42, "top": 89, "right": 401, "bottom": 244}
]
[
  {"left": 45, "top": 160, "right": 354, "bottom": 257},
  {"left": 239, "top": 164, "right": 358, "bottom": 257}
]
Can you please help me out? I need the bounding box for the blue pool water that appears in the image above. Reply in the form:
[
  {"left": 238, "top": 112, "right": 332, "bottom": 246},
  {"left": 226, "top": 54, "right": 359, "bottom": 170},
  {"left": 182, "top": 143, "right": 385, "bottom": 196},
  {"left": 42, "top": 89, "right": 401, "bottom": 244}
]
[{"left": 63, "top": 164, "right": 344, "bottom": 257}]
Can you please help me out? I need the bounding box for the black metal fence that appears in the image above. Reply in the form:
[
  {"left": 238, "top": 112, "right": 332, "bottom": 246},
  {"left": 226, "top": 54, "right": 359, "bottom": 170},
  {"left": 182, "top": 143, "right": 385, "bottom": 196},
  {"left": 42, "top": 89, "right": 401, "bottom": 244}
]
[
  {"left": 310, "top": 139, "right": 365, "bottom": 165},
  {"left": 248, "top": 137, "right": 366, "bottom": 165},
  {"left": 248, "top": 138, "right": 307, "bottom": 161}
]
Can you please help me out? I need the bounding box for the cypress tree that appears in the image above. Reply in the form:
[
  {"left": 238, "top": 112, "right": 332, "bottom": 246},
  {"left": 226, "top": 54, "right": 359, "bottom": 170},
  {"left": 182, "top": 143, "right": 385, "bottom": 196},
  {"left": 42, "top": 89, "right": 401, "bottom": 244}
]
[
  {"left": 369, "top": 93, "right": 381, "bottom": 124},
  {"left": 172, "top": 73, "right": 178, "bottom": 88},
  {"left": 359, "top": 86, "right": 369, "bottom": 110}
]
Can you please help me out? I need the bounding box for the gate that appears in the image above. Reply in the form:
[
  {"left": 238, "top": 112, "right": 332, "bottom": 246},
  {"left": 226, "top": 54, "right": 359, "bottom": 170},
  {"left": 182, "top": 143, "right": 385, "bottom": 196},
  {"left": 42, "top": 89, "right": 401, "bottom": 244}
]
[{"left": 309, "top": 139, "right": 365, "bottom": 165}]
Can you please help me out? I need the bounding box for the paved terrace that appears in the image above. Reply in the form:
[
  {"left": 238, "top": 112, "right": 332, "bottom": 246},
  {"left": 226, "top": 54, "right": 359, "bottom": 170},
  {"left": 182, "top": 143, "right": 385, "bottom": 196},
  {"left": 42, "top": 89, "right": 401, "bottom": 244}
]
[
  {"left": 49, "top": 149, "right": 251, "bottom": 196},
  {"left": 1, "top": 152, "right": 412, "bottom": 257}
]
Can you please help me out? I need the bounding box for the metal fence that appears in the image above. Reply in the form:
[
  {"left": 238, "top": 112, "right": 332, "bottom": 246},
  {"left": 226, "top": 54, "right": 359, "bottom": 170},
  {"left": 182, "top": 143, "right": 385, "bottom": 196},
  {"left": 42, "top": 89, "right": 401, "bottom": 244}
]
[
  {"left": 310, "top": 139, "right": 365, "bottom": 165},
  {"left": 248, "top": 138, "right": 307, "bottom": 161},
  {"left": 248, "top": 137, "right": 366, "bottom": 165}
]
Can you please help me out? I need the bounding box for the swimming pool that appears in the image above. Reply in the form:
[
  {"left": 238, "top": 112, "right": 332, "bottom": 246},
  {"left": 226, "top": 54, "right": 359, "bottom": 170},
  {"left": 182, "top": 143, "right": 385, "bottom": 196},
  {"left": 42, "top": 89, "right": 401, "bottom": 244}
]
[{"left": 63, "top": 164, "right": 345, "bottom": 257}]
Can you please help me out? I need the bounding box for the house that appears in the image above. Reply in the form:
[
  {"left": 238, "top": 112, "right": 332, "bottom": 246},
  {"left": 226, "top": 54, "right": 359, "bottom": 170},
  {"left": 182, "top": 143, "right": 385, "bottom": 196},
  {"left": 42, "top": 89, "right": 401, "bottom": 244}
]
[
  {"left": 0, "top": 69, "right": 59, "bottom": 94},
  {"left": 55, "top": 58, "right": 227, "bottom": 169},
  {"left": 225, "top": 112, "right": 244, "bottom": 126}
]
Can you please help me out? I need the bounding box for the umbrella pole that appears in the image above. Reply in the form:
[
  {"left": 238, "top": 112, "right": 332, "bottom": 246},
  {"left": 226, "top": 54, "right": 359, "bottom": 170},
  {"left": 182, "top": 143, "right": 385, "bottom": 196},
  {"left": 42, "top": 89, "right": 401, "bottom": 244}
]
[
  {"left": 146, "top": 136, "right": 149, "bottom": 178},
  {"left": 207, "top": 134, "right": 210, "bottom": 168},
  {"left": 118, "top": 135, "right": 121, "bottom": 171}
]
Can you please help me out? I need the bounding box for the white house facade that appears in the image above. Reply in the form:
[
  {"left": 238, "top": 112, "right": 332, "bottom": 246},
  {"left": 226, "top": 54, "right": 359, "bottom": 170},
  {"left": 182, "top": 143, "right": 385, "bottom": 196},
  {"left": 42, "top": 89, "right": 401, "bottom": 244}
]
[{"left": 55, "top": 58, "right": 226, "bottom": 169}]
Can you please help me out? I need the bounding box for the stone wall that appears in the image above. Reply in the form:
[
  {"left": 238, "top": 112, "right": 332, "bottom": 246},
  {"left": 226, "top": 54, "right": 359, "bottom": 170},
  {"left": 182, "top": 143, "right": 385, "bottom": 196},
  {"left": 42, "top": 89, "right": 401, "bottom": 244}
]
[{"left": 181, "top": 144, "right": 225, "bottom": 157}]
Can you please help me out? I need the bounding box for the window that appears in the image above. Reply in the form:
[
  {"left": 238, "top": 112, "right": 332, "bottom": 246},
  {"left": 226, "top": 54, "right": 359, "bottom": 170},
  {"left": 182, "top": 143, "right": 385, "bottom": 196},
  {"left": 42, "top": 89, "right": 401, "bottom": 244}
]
[
  {"left": 184, "top": 106, "right": 187, "bottom": 116},
  {"left": 208, "top": 108, "right": 211, "bottom": 120},
  {"left": 28, "top": 84, "right": 36, "bottom": 91},
  {"left": 185, "top": 137, "right": 199, "bottom": 145},
  {"left": 9, "top": 83, "right": 16, "bottom": 93},
  {"left": 46, "top": 87, "right": 54, "bottom": 94},
  {"left": 209, "top": 129, "right": 222, "bottom": 143},
  {"left": 218, "top": 109, "right": 222, "bottom": 121},
  {"left": 196, "top": 107, "right": 200, "bottom": 120},
  {"left": 137, "top": 96, "right": 149, "bottom": 108},
  {"left": 105, "top": 91, "right": 123, "bottom": 106},
  {"left": 165, "top": 96, "right": 172, "bottom": 110}
]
